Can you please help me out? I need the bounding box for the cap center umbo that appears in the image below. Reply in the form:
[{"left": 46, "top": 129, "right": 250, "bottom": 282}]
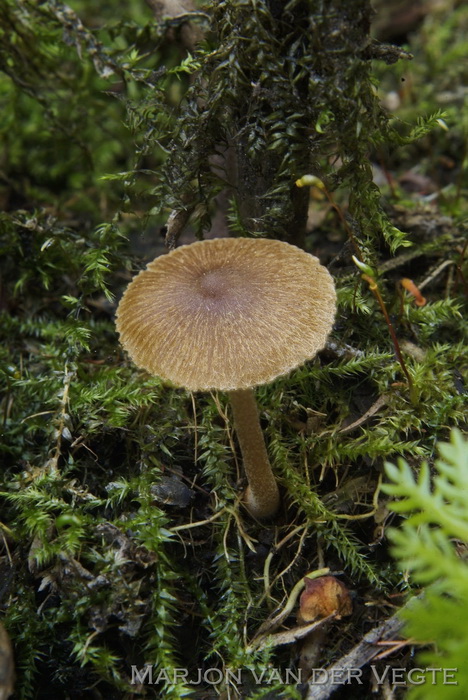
[
  {"left": 196, "top": 266, "right": 256, "bottom": 314},
  {"left": 198, "top": 268, "right": 229, "bottom": 299}
]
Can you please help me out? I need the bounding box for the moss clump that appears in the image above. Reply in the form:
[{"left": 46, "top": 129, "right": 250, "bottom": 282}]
[{"left": 0, "top": 1, "right": 466, "bottom": 698}]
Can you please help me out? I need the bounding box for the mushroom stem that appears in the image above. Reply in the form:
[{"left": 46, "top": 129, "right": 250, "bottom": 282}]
[{"left": 228, "top": 388, "right": 280, "bottom": 519}]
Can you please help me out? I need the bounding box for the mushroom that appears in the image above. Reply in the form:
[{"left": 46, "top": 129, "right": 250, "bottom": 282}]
[
  {"left": 297, "top": 575, "right": 352, "bottom": 675},
  {"left": 298, "top": 575, "right": 352, "bottom": 624},
  {"left": 116, "top": 237, "right": 336, "bottom": 519}
]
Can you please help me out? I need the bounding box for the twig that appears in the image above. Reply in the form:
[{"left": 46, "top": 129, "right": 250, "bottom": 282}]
[
  {"left": 361, "top": 273, "right": 417, "bottom": 405},
  {"left": 304, "top": 604, "right": 417, "bottom": 700},
  {"left": 164, "top": 207, "right": 194, "bottom": 249},
  {"left": 247, "top": 615, "right": 335, "bottom": 653},
  {"left": 262, "top": 524, "right": 307, "bottom": 601},
  {"left": 418, "top": 259, "right": 454, "bottom": 290},
  {"left": 265, "top": 527, "right": 310, "bottom": 604},
  {"left": 252, "top": 568, "right": 330, "bottom": 640},
  {"left": 188, "top": 391, "right": 199, "bottom": 464},
  {"left": 379, "top": 249, "right": 424, "bottom": 273},
  {"left": 338, "top": 395, "right": 388, "bottom": 434},
  {"left": 372, "top": 637, "right": 414, "bottom": 661},
  {"left": 225, "top": 506, "right": 258, "bottom": 553},
  {"left": 170, "top": 508, "right": 226, "bottom": 532},
  {"left": 335, "top": 475, "right": 382, "bottom": 521}
]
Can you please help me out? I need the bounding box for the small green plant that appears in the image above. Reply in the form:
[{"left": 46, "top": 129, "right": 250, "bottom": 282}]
[
  {"left": 383, "top": 429, "right": 468, "bottom": 698},
  {"left": 0, "top": 1, "right": 467, "bottom": 696}
]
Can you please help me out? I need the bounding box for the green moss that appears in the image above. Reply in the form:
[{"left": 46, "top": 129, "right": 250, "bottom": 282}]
[{"left": 0, "top": 1, "right": 466, "bottom": 697}]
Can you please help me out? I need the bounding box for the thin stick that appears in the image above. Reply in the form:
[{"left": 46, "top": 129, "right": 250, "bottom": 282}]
[
  {"left": 164, "top": 207, "right": 194, "bottom": 250},
  {"left": 304, "top": 603, "right": 417, "bottom": 700},
  {"left": 263, "top": 524, "right": 307, "bottom": 601},
  {"left": 170, "top": 508, "right": 226, "bottom": 532},
  {"left": 190, "top": 391, "right": 198, "bottom": 464},
  {"left": 252, "top": 568, "right": 331, "bottom": 640},
  {"left": 362, "top": 275, "right": 417, "bottom": 405}
]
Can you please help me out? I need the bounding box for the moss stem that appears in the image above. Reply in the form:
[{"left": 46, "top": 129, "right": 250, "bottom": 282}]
[{"left": 228, "top": 388, "right": 280, "bottom": 519}]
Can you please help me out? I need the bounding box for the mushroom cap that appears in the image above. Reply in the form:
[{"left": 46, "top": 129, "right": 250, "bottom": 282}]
[
  {"left": 298, "top": 576, "right": 352, "bottom": 623},
  {"left": 116, "top": 237, "right": 336, "bottom": 391}
]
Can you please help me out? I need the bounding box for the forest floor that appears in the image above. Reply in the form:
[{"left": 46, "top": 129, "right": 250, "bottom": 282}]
[{"left": 0, "top": 1, "right": 467, "bottom": 699}]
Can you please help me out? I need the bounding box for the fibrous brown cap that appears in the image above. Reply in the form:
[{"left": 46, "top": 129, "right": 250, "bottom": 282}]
[
  {"left": 116, "top": 237, "right": 336, "bottom": 391},
  {"left": 298, "top": 576, "right": 352, "bottom": 623}
]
